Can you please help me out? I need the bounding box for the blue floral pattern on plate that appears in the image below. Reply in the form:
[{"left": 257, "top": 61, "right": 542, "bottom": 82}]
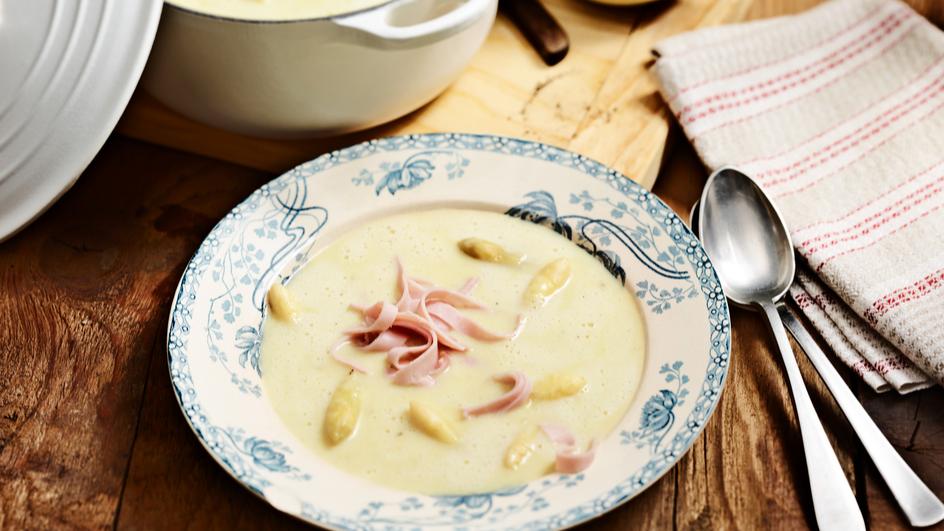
[
  {"left": 352, "top": 150, "right": 470, "bottom": 196},
  {"left": 166, "top": 133, "right": 731, "bottom": 530},
  {"left": 505, "top": 190, "right": 693, "bottom": 285},
  {"left": 621, "top": 362, "right": 691, "bottom": 454}
]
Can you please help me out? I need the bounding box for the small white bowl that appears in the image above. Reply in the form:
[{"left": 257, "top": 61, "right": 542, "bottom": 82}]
[{"left": 143, "top": 0, "right": 496, "bottom": 138}]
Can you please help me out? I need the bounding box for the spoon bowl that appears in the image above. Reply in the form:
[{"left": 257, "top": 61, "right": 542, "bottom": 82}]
[{"left": 697, "top": 167, "right": 795, "bottom": 306}]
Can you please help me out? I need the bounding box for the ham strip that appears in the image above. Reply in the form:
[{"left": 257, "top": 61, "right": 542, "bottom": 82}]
[
  {"left": 327, "top": 338, "right": 370, "bottom": 373},
  {"left": 459, "top": 277, "right": 479, "bottom": 294},
  {"left": 390, "top": 335, "right": 439, "bottom": 386},
  {"left": 541, "top": 424, "right": 597, "bottom": 474},
  {"left": 462, "top": 371, "right": 532, "bottom": 418},
  {"left": 384, "top": 314, "right": 437, "bottom": 368},
  {"left": 423, "top": 288, "right": 487, "bottom": 310},
  {"left": 345, "top": 301, "right": 398, "bottom": 336},
  {"left": 554, "top": 445, "right": 597, "bottom": 473},
  {"left": 335, "top": 259, "right": 521, "bottom": 386},
  {"left": 363, "top": 329, "right": 409, "bottom": 352},
  {"left": 539, "top": 423, "right": 576, "bottom": 447},
  {"left": 427, "top": 301, "right": 520, "bottom": 341},
  {"left": 417, "top": 298, "right": 467, "bottom": 352}
]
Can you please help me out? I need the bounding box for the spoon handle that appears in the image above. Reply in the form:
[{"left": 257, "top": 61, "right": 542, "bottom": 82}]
[
  {"left": 759, "top": 301, "right": 865, "bottom": 531},
  {"left": 779, "top": 304, "right": 944, "bottom": 527}
]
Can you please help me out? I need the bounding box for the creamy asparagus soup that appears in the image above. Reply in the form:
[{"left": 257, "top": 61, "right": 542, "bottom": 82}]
[
  {"left": 260, "top": 209, "right": 646, "bottom": 495},
  {"left": 167, "top": 0, "right": 391, "bottom": 20}
]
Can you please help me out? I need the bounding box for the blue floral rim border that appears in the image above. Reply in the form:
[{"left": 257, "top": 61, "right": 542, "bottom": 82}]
[{"left": 165, "top": 132, "right": 732, "bottom": 530}]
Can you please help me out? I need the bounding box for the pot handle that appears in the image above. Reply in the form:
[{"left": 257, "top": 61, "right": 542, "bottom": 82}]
[{"left": 333, "top": 0, "right": 494, "bottom": 48}]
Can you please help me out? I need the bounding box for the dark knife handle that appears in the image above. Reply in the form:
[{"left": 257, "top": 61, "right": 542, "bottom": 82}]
[{"left": 499, "top": 0, "right": 569, "bottom": 66}]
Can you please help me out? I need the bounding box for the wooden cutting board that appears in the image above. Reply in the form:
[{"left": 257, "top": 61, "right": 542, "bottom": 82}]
[{"left": 117, "top": 0, "right": 760, "bottom": 188}]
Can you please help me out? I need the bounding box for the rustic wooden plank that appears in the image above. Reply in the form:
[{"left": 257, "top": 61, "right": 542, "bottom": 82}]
[
  {"left": 114, "top": 323, "right": 308, "bottom": 530},
  {"left": 43, "top": 141, "right": 330, "bottom": 530},
  {"left": 747, "top": 0, "right": 821, "bottom": 18},
  {"left": 115, "top": 91, "right": 407, "bottom": 181},
  {"left": 569, "top": 0, "right": 755, "bottom": 188},
  {"left": 860, "top": 389, "right": 944, "bottom": 530},
  {"left": 0, "top": 137, "right": 268, "bottom": 529},
  {"left": 909, "top": 0, "right": 944, "bottom": 26},
  {"left": 581, "top": 471, "right": 676, "bottom": 530}
]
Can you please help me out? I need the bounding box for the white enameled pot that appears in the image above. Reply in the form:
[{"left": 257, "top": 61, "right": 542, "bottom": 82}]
[{"left": 143, "top": 0, "right": 496, "bottom": 138}]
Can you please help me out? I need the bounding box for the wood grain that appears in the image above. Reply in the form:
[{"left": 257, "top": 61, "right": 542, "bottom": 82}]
[
  {"left": 117, "top": 0, "right": 755, "bottom": 190},
  {"left": 115, "top": 323, "right": 308, "bottom": 531},
  {"left": 0, "top": 137, "right": 272, "bottom": 529},
  {"left": 908, "top": 0, "right": 944, "bottom": 26},
  {"left": 861, "top": 389, "right": 944, "bottom": 530}
]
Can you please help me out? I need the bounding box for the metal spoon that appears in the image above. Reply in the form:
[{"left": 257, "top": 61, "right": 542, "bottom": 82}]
[
  {"left": 689, "top": 194, "right": 944, "bottom": 527},
  {"left": 690, "top": 198, "right": 944, "bottom": 527},
  {"left": 697, "top": 167, "right": 864, "bottom": 531}
]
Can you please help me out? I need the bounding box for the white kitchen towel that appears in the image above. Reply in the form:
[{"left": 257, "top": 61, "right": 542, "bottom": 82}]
[
  {"left": 791, "top": 268, "right": 932, "bottom": 393},
  {"left": 652, "top": 0, "right": 944, "bottom": 391}
]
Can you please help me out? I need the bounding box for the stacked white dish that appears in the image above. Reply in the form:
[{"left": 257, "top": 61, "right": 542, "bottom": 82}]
[{"left": 0, "top": 0, "right": 162, "bottom": 241}]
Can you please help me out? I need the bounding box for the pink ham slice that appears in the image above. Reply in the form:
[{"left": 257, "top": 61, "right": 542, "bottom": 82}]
[
  {"left": 427, "top": 301, "right": 520, "bottom": 341},
  {"left": 462, "top": 371, "right": 532, "bottom": 418},
  {"left": 345, "top": 302, "right": 398, "bottom": 336},
  {"left": 458, "top": 277, "right": 479, "bottom": 294},
  {"left": 423, "top": 288, "right": 487, "bottom": 311},
  {"left": 541, "top": 424, "right": 597, "bottom": 474},
  {"left": 390, "top": 335, "right": 439, "bottom": 387},
  {"left": 335, "top": 259, "right": 519, "bottom": 386},
  {"left": 554, "top": 446, "right": 597, "bottom": 474},
  {"left": 363, "top": 330, "right": 409, "bottom": 352},
  {"left": 540, "top": 423, "right": 576, "bottom": 446},
  {"left": 327, "top": 339, "right": 370, "bottom": 374}
]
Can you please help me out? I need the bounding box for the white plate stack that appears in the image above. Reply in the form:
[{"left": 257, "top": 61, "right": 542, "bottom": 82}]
[{"left": 0, "top": 0, "right": 162, "bottom": 241}]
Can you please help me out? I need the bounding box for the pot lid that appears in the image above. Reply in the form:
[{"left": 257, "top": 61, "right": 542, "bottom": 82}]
[{"left": 0, "top": 0, "right": 162, "bottom": 241}]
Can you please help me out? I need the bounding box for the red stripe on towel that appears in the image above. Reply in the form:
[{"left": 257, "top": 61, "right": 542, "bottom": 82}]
[
  {"left": 760, "top": 79, "right": 944, "bottom": 189},
  {"left": 667, "top": 2, "right": 893, "bottom": 103},
  {"left": 791, "top": 159, "right": 944, "bottom": 235},
  {"left": 813, "top": 203, "right": 944, "bottom": 272},
  {"left": 676, "top": 10, "right": 910, "bottom": 116},
  {"left": 799, "top": 177, "right": 944, "bottom": 255},
  {"left": 772, "top": 98, "right": 944, "bottom": 199},
  {"left": 865, "top": 268, "right": 944, "bottom": 324},
  {"left": 680, "top": 14, "right": 913, "bottom": 126},
  {"left": 750, "top": 62, "right": 944, "bottom": 180}
]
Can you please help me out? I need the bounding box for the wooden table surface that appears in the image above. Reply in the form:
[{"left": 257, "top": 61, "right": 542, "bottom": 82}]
[{"left": 3, "top": 1, "right": 944, "bottom": 530}]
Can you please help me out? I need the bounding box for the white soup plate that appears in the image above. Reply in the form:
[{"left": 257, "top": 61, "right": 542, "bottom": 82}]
[{"left": 167, "top": 133, "right": 731, "bottom": 530}]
